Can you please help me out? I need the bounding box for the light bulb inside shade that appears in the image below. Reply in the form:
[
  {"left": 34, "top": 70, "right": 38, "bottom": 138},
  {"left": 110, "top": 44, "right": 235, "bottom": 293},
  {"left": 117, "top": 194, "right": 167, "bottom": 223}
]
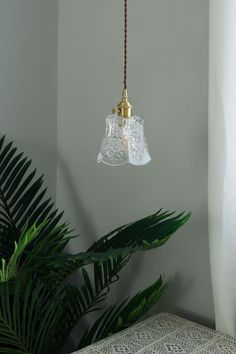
[{"left": 97, "top": 114, "right": 151, "bottom": 166}]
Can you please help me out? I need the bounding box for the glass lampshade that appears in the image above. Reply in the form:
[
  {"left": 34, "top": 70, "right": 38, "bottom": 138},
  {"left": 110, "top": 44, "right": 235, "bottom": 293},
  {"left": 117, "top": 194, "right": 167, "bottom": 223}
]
[{"left": 97, "top": 114, "right": 151, "bottom": 166}]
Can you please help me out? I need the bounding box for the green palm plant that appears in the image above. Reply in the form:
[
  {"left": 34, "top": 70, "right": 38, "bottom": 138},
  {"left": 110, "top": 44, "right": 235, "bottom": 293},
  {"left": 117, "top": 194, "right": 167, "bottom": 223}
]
[{"left": 0, "top": 135, "right": 191, "bottom": 354}]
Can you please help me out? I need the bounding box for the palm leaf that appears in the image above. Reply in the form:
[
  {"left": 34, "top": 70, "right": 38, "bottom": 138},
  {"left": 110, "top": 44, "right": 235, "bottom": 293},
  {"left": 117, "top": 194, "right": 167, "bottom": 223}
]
[
  {"left": 17, "top": 211, "right": 190, "bottom": 350},
  {"left": 89, "top": 209, "right": 189, "bottom": 251},
  {"left": 55, "top": 268, "right": 106, "bottom": 345},
  {"left": 37, "top": 211, "right": 190, "bottom": 286},
  {"left": 78, "top": 276, "right": 166, "bottom": 349},
  {"left": 46, "top": 257, "right": 131, "bottom": 346},
  {"left": 0, "top": 274, "right": 64, "bottom": 354},
  {"left": 0, "top": 223, "right": 73, "bottom": 282},
  {"left": 56, "top": 209, "right": 186, "bottom": 348},
  {"left": 93, "top": 256, "right": 129, "bottom": 296},
  {"left": 0, "top": 135, "right": 70, "bottom": 261},
  {"left": 64, "top": 269, "right": 106, "bottom": 318},
  {"left": 0, "top": 134, "right": 191, "bottom": 353},
  {"left": 0, "top": 224, "right": 45, "bottom": 282}
]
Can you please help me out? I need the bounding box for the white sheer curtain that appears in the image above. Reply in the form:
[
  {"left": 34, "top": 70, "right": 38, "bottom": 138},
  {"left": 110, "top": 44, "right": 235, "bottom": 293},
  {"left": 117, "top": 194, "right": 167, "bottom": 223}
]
[{"left": 209, "top": 0, "right": 236, "bottom": 337}]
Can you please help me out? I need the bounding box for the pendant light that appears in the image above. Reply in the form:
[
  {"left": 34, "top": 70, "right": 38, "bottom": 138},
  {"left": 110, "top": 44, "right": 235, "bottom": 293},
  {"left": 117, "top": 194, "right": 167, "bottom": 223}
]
[{"left": 97, "top": 0, "right": 151, "bottom": 166}]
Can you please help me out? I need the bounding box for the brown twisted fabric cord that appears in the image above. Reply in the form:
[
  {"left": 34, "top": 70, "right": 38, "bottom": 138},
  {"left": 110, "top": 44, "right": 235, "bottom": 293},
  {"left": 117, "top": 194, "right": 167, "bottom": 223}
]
[{"left": 124, "top": 0, "right": 128, "bottom": 90}]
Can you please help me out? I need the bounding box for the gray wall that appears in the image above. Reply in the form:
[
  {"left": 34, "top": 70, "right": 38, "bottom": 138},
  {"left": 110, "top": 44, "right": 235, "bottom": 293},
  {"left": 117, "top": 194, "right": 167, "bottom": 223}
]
[
  {"left": 57, "top": 0, "right": 214, "bottom": 326},
  {"left": 0, "top": 0, "right": 58, "bottom": 196}
]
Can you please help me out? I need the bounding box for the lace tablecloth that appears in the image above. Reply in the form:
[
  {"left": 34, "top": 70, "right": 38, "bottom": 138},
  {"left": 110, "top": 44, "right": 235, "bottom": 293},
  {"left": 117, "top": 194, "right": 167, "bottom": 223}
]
[{"left": 73, "top": 312, "right": 236, "bottom": 353}]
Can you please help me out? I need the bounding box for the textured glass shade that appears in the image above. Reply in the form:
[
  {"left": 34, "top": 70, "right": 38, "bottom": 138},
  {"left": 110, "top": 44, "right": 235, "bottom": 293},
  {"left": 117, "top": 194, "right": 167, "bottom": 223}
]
[{"left": 97, "top": 114, "right": 151, "bottom": 166}]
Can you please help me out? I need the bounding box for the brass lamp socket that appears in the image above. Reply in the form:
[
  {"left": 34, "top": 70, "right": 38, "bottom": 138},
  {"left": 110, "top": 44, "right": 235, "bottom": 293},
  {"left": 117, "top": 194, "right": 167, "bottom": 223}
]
[{"left": 112, "top": 89, "right": 133, "bottom": 118}]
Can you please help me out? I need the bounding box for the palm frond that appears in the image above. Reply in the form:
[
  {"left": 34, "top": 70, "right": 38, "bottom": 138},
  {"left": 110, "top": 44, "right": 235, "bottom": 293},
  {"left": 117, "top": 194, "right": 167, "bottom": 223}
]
[
  {"left": 66, "top": 269, "right": 105, "bottom": 316},
  {"left": 78, "top": 276, "right": 166, "bottom": 349},
  {"left": 0, "top": 224, "right": 44, "bottom": 282},
  {"left": 0, "top": 223, "right": 73, "bottom": 282},
  {"left": 44, "top": 256, "right": 131, "bottom": 347},
  {"left": 89, "top": 209, "right": 190, "bottom": 252},
  {"left": 55, "top": 268, "right": 106, "bottom": 345},
  {"left": 93, "top": 256, "right": 129, "bottom": 296},
  {"left": 0, "top": 226, "right": 14, "bottom": 260},
  {"left": 0, "top": 135, "right": 70, "bottom": 260},
  {"left": 0, "top": 274, "right": 64, "bottom": 354},
  {"left": 38, "top": 211, "right": 190, "bottom": 286},
  {"left": 0, "top": 134, "right": 191, "bottom": 353}
]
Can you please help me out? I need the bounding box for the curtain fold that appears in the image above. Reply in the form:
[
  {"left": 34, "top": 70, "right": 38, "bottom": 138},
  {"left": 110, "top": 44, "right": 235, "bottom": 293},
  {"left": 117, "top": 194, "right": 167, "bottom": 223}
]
[{"left": 209, "top": 0, "right": 236, "bottom": 338}]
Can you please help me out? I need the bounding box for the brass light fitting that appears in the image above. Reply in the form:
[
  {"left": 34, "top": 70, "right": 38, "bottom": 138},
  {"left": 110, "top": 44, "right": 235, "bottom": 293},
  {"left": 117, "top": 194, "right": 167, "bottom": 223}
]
[{"left": 112, "top": 89, "right": 133, "bottom": 118}]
